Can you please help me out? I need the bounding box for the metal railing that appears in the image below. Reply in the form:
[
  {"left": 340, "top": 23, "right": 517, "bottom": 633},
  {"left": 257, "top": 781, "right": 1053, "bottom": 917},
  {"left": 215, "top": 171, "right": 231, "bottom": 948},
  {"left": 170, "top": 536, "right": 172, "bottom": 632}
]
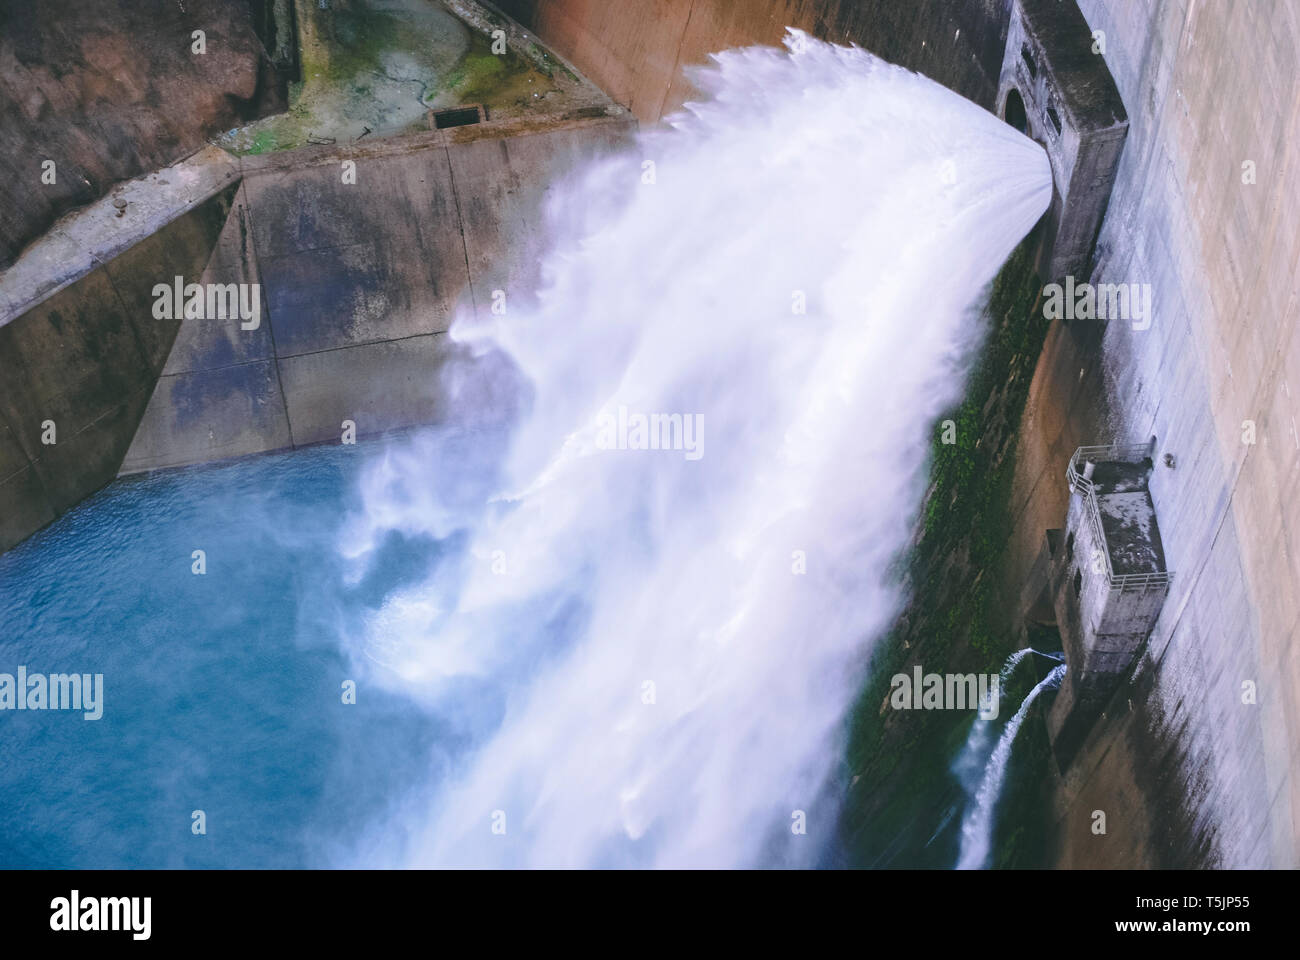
[
  {"left": 1066, "top": 442, "right": 1155, "bottom": 495},
  {"left": 1066, "top": 442, "right": 1172, "bottom": 594}
]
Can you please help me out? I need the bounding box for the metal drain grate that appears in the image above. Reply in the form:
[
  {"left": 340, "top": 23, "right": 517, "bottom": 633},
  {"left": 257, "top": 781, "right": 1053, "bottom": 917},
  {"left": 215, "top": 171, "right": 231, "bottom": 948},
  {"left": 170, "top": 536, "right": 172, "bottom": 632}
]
[{"left": 429, "top": 105, "right": 487, "bottom": 129}]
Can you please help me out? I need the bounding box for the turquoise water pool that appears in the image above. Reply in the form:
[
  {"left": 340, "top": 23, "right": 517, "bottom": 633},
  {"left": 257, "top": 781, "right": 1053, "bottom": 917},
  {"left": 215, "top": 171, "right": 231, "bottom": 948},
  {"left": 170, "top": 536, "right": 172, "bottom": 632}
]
[{"left": 0, "top": 441, "right": 472, "bottom": 868}]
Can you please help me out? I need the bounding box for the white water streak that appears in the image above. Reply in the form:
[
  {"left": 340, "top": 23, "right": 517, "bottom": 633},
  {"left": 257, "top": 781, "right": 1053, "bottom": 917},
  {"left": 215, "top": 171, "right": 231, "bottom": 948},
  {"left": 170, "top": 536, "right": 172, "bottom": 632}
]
[
  {"left": 957, "top": 663, "right": 1066, "bottom": 870},
  {"left": 952, "top": 647, "right": 1035, "bottom": 785},
  {"left": 339, "top": 30, "right": 1051, "bottom": 867}
]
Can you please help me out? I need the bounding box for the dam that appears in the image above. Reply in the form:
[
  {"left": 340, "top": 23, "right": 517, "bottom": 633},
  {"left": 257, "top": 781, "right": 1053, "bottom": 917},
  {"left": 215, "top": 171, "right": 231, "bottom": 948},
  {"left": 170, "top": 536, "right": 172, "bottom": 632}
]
[{"left": 1, "top": 0, "right": 1297, "bottom": 874}]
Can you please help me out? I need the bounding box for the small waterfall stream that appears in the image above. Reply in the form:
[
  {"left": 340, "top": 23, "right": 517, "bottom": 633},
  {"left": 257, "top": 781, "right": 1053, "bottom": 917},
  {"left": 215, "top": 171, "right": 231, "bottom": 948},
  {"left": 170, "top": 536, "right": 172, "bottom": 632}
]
[{"left": 956, "top": 662, "right": 1066, "bottom": 869}]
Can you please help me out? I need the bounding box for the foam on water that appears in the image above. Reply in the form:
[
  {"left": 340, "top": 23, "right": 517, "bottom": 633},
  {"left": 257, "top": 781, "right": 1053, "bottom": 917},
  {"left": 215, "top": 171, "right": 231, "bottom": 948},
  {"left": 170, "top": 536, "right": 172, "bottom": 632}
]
[{"left": 336, "top": 30, "right": 1052, "bottom": 867}]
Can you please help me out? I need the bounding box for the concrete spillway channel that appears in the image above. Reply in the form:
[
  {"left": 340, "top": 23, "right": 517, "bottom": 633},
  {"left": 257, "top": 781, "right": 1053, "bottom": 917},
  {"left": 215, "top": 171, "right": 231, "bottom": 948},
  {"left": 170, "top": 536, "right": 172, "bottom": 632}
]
[{"left": 0, "top": 0, "right": 632, "bottom": 556}]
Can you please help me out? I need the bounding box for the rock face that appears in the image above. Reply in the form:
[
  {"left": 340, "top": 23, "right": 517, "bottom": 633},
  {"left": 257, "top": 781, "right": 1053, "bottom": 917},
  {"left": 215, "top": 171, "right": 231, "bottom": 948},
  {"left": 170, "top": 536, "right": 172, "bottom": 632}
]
[{"left": 0, "top": 0, "right": 285, "bottom": 267}]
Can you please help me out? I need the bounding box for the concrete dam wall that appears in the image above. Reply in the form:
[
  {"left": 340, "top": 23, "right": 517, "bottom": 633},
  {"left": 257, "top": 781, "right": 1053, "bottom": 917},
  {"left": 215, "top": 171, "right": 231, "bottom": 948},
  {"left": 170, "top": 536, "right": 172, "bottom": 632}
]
[
  {"left": 1009, "top": 0, "right": 1300, "bottom": 870},
  {"left": 495, "top": 0, "right": 1013, "bottom": 119},
  {"left": 493, "top": 0, "right": 1300, "bottom": 868},
  {"left": 123, "top": 115, "right": 632, "bottom": 472}
]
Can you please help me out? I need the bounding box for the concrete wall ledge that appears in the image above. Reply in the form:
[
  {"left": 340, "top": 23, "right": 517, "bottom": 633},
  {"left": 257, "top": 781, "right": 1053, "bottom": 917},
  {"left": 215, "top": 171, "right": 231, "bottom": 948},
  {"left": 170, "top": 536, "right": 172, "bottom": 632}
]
[
  {"left": 236, "top": 106, "right": 632, "bottom": 175},
  {"left": 1, "top": 109, "right": 632, "bottom": 327},
  {"left": 0, "top": 147, "right": 242, "bottom": 328}
]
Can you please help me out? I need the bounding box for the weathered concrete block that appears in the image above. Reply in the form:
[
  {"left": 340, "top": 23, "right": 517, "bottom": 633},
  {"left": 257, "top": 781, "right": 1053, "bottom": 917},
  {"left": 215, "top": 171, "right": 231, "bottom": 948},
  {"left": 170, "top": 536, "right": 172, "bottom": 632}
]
[
  {"left": 0, "top": 418, "right": 55, "bottom": 553},
  {"left": 996, "top": 0, "right": 1128, "bottom": 283},
  {"left": 1047, "top": 443, "right": 1171, "bottom": 769},
  {"left": 446, "top": 120, "right": 636, "bottom": 322},
  {"left": 0, "top": 170, "right": 235, "bottom": 550},
  {"left": 25, "top": 392, "right": 153, "bottom": 514},
  {"left": 0, "top": 269, "right": 152, "bottom": 464},
  {"left": 244, "top": 152, "right": 473, "bottom": 355},
  {"left": 101, "top": 184, "right": 240, "bottom": 374},
  {"left": 109, "top": 115, "right": 634, "bottom": 485},
  {"left": 0, "top": 465, "right": 55, "bottom": 554},
  {"left": 161, "top": 185, "right": 277, "bottom": 376},
  {"left": 243, "top": 149, "right": 462, "bottom": 257},
  {"left": 261, "top": 237, "right": 467, "bottom": 355}
]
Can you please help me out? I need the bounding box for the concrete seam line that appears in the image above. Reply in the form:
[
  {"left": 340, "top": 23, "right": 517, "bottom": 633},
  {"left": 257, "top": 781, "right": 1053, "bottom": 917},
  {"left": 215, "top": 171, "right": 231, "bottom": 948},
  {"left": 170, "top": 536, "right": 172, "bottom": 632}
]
[
  {"left": 660, "top": 0, "right": 697, "bottom": 123},
  {"left": 442, "top": 136, "right": 480, "bottom": 323},
  {"left": 235, "top": 186, "right": 297, "bottom": 451},
  {"left": 273, "top": 329, "right": 451, "bottom": 365}
]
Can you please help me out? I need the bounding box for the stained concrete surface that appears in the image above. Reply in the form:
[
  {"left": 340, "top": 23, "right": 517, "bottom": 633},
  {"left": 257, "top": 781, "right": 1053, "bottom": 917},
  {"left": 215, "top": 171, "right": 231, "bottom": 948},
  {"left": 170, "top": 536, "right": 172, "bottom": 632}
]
[
  {"left": 1097, "top": 491, "right": 1164, "bottom": 576},
  {"left": 0, "top": 184, "right": 237, "bottom": 552},
  {"left": 1004, "top": 0, "right": 1300, "bottom": 868},
  {"left": 494, "top": 0, "right": 1013, "bottom": 121},
  {"left": 219, "top": 0, "right": 610, "bottom": 154},
  {"left": 996, "top": 0, "right": 1128, "bottom": 283},
  {"left": 122, "top": 112, "right": 634, "bottom": 474}
]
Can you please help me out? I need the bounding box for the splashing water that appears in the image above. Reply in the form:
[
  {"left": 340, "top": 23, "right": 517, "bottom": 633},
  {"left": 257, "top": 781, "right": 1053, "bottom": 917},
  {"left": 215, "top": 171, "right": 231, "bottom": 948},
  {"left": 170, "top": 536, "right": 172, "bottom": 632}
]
[
  {"left": 337, "top": 30, "right": 1052, "bottom": 867},
  {"left": 957, "top": 663, "right": 1066, "bottom": 870}
]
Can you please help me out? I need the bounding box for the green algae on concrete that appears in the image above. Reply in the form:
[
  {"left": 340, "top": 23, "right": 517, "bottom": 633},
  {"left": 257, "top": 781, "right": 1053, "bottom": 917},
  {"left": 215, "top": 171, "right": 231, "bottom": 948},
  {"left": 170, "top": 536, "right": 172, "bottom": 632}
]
[
  {"left": 219, "top": 0, "right": 596, "bottom": 156},
  {"left": 423, "top": 27, "right": 548, "bottom": 112}
]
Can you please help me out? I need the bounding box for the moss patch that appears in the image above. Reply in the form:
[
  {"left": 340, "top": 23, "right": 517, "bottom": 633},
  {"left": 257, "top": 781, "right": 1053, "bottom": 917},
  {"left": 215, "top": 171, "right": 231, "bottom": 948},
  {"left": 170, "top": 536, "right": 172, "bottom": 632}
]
[
  {"left": 246, "top": 129, "right": 281, "bottom": 156},
  {"left": 424, "top": 28, "right": 547, "bottom": 111}
]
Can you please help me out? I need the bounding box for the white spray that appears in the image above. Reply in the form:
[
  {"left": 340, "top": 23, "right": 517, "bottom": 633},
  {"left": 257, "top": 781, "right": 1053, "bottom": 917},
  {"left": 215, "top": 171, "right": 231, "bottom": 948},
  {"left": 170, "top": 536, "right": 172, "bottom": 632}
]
[{"left": 338, "top": 30, "right": 1052, "bottom": 867}]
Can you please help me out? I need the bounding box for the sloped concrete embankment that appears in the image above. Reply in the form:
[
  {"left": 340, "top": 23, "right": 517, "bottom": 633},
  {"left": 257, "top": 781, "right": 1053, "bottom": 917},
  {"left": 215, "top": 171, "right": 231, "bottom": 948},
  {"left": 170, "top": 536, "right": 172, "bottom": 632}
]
[
  {"left": 0, "top": 154, "right": 242, "bottom": 553},
  {"left": 0, "top": 111, "right": 634, "bottom": 555},
  {"left": 123, "top": 115, "right": 634, "bottom": 471}
]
